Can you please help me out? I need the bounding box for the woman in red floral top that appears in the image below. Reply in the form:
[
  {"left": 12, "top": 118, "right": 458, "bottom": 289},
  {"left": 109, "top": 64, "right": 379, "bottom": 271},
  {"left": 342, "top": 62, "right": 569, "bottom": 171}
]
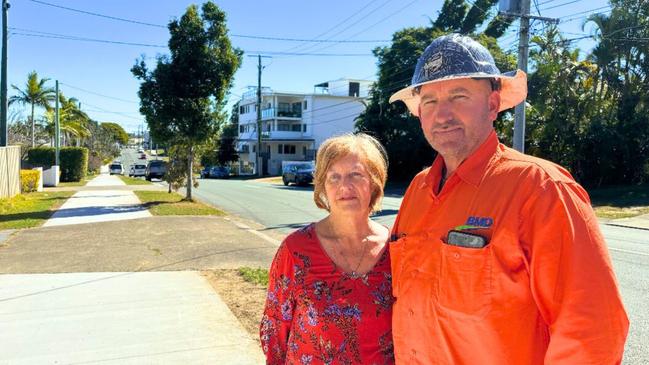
[{"left": 260, "top": 134, "right": 394, "bottom": 365}]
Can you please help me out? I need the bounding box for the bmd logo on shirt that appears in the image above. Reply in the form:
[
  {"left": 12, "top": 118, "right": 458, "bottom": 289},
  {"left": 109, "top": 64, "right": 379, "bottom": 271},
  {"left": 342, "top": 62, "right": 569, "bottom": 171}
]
[{"left": 465, "top": 216, "right": 494, "bottom": 228}]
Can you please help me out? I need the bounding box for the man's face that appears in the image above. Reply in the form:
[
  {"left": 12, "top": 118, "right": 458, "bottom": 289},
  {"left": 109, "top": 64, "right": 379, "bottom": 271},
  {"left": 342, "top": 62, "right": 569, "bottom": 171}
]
[{"left": 417, "top": 78, "right": 500, "bottom": 165}]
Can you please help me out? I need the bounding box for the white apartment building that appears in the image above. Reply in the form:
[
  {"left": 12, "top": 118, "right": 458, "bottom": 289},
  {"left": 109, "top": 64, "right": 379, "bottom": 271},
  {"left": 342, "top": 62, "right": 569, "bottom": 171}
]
[{"left": 235, "top": 78, "right": 373, "bottom": 175}]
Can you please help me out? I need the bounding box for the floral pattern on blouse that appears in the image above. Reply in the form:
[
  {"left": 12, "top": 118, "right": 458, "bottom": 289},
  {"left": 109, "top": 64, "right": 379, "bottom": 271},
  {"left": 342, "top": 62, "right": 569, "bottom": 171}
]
[{"left": 260, "top": 224, "right": 394, "bottom": 365}]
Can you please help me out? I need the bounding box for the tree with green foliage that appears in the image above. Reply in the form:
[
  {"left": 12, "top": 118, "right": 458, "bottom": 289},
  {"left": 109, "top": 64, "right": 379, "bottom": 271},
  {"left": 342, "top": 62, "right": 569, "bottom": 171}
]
[
  {"left": 100, "top": 122, "right": 129, "bottom": 146},
  {"left": 8, "top": 71, "right": 55, "bottom": 147},
  {"left": 132, "top": 1, "right": 242, "bottom": 200},
  {"left": 44, "top": 93, "right": 91, "bottom": 147},
  {"left": 356, "top": 0, "right": 514, "bottom": 180}
]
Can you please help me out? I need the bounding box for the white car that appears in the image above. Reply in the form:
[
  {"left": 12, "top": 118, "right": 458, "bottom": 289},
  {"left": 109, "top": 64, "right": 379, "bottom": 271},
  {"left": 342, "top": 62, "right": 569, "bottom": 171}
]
[
  {"left": 129, "top": 164, "right": 147, "bottom": 177},
  {"left": 109, "top": 163, "right": 123, "bottom": 175}
]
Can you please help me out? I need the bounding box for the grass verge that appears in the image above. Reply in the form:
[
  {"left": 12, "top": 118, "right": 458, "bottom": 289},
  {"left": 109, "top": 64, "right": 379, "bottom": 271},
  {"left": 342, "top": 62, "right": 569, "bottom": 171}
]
[
  {"left": 134, "top": 190, "right": 225, "bottom": 216},
  {"left": 589, "top": 184, "right": 649, "bottom": 219},
  {"left": 0, "top": 191, "right": 75, "bottom": 229},
  {"left": 238, "top": 267, "right": 269, "bottom": 286},
  {"left": 118, "top": 175, "right": 153, "bottom": 185}
]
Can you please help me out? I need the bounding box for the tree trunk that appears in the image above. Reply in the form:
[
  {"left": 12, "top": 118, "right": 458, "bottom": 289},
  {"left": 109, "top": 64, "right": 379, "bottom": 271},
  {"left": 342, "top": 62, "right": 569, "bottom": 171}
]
[
  {"left": 186, "top": 144, "right": 193, "bottom": 201},
  {"left": 31, "top": 103, "right": 35, "bottom": 148}
]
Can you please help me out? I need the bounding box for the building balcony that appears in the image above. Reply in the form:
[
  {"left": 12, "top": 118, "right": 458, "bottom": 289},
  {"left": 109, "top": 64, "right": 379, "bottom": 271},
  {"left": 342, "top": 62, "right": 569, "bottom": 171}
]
[{"left": 262, "top": 107, "right": 302, "bottom": 120}]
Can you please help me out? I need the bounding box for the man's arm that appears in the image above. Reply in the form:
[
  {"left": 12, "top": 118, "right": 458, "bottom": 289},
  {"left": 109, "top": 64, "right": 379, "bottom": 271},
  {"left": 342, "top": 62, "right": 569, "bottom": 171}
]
[{"left": 520, "top": 179, "right": 629, "bottom": 364}]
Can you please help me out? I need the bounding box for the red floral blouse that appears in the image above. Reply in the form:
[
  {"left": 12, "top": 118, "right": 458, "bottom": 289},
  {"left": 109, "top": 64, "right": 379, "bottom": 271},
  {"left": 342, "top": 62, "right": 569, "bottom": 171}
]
[{"left": 260, "top": 224, "right": 395, "bottom": 365}]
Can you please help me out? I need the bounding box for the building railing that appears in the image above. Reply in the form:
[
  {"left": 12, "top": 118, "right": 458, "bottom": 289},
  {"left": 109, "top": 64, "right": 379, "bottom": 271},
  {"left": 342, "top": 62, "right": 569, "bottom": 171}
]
[{"left": 262, "top": 107, "right": 302, "bottom": 119}]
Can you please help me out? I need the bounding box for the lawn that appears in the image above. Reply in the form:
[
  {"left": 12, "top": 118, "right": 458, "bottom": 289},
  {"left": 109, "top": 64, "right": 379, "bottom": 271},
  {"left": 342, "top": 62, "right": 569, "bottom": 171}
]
[
  {"left": 134, "top": 191, "right": 225, "bottom": 216},
  {"left": 0, "top": 191, "right": 75, "bottom": 229},
  {"left": 118, "top": 175, "right": 153, "bottom": 185},
  {"left": 238, "top": 267, "right": 269, "bottom": 286},
  {"left": 589, "top": 184, "right": 649, "bottom": 219}
]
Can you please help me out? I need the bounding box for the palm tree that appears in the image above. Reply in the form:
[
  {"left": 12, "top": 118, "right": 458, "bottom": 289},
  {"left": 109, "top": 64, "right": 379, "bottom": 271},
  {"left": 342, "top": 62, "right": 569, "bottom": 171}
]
[
  {"left": 44, "top": 93, "right": 91, "bottom": 146},
  {"left": 8, "top": 71, "right": 56, "bottom": 147}
]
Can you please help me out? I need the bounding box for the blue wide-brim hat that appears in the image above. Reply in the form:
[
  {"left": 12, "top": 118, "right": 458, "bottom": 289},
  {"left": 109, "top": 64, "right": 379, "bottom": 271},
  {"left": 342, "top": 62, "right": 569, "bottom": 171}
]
[{"left": 389, "top": 33, "right": 527, "bottom": 116}]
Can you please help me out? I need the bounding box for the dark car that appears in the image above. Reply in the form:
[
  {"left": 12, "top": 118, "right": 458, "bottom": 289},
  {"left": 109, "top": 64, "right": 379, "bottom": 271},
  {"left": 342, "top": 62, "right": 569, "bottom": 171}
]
[
  {"left": 200, "top": 166, "right": 212, "bottom": 179},
  {"left": 282, "top": 163, "right": 314, "bottom": 186},
  {"left": 209, "top": 166, "right": 230, "bottom": 179},
  {"left": 145, "top": 160, "right": 167, "bottom": 181}
]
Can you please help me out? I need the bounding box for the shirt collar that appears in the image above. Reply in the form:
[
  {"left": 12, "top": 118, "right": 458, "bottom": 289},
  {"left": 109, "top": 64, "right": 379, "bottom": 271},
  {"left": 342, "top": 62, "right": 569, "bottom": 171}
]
[{"left": 422, "top": 130, "right": 499, "bottom": 189}]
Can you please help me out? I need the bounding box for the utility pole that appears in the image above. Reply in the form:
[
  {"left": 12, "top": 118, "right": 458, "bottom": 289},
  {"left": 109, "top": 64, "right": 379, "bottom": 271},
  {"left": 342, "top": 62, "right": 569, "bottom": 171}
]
[
  {"left": 0, "top": 0, "right": 9, "bottom": 147},
  {"left": 55, "top": 80, "right": 60, "bottom": 165},
  {"left": 500, "top": 0, "right": 558, "bottom": 153},
  {"left": 512, "top": 0, "right": 530, "bottom": 153},
  {"left": 248, "top": 54, "right": 271, "bottom": 176},
  {"left": 256, "top": 55, "right": 262, "bottom": 177}
]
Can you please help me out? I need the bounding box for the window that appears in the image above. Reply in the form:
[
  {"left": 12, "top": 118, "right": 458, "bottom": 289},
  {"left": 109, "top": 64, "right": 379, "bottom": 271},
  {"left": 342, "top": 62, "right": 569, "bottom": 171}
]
[
  {"left": 239, "top": 104, "right": 253, "bottom": 114},
  {"left": 277, "top": 123, "right": 291, "bottom": 131},
  {"left": 302, "top": 124, "right": 307, "bottom": 132},
  {"left": 291, "top": 124, "right": 301, "bottom": 132},
  {"left": 283, "top": 145, "right": 296, "bottom": 154},
  {"left": 278, "top": 144, "right": 283, "bottom": 154},
  {"left": 239, "top": 125, "right": 244, "bottom": 133},
  {"left": 253, "top": 145, "right": 256, "bottom": 153},
  {"left": 303, "top": 100, "right": 307, "bottom": 110},
  {"left": 302, "top": 146, "right": 307, "bottom": 156},
  {"left": 349, "top": 82, "right": 360, "bottom": 97},
  {"left": 240, "top": 145, "right": 249, "bottom": 153}
]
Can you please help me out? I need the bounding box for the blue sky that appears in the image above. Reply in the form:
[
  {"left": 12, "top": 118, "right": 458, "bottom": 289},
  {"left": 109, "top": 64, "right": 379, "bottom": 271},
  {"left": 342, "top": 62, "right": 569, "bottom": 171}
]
[{"left": 6, "top": 0, "right": 610, "bottom": 134}]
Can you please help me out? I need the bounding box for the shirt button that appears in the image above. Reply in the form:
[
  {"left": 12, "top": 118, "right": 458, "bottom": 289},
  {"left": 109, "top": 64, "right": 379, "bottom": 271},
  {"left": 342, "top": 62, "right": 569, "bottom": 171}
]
[
  {"left": 409, "top": 308, "right": 414, "bottom": 316},
  {"left": 411, "top": 349, "right": 417, "bottom": 355},
  {"left": 453, "top": 252, "right": 461, "bottom": 260}
]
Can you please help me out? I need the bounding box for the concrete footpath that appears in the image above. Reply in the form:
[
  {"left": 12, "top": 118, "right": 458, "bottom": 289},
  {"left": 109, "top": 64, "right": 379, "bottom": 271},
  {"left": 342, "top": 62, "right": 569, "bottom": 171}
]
[{"left": 0, "top": 172, "right": 274, "bottom": 364}]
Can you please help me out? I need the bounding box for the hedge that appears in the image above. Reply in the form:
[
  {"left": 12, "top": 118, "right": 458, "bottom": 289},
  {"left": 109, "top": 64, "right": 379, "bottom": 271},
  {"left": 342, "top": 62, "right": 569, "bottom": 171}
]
[
  {"left": 60, "top": 147, "right": 89, "bottom": 182},
  {"left": 27, "top": 147, "right": 89, "bottom": 182},
  {"left": 20, "top": 169, "right": 40, "bottom": 193},
  {"left": 27, "top": 147, "right": 55, "bottom": 169}
]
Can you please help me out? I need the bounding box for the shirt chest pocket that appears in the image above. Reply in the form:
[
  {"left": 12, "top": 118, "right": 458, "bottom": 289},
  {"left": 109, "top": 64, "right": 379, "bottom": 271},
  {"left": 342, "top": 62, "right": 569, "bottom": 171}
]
[{"left": 436, "top": 243, "right": 493, "bottom": 318}]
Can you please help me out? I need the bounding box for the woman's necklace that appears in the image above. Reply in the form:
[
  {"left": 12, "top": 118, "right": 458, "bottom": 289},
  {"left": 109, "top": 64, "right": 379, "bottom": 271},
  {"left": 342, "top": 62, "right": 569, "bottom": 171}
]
[{"left": 336, "top": 237, "right": 369, "bottom": 279}]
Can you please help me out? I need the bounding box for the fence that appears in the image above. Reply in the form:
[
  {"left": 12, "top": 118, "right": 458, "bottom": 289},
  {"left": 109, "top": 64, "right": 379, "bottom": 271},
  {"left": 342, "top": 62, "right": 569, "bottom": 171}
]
[{"left": 0, "top": 146, "right": 21, "bottom": 199}]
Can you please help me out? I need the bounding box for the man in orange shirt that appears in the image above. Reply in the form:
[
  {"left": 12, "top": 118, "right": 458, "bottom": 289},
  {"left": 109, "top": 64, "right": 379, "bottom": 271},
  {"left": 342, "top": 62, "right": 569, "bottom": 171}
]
[{"left": 388, "top": 33, "right": 628, "bottom": 364}]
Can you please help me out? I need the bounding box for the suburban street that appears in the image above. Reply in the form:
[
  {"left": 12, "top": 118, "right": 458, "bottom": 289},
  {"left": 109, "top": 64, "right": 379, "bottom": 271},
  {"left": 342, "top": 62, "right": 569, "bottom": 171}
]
[{"left": 193, "top": 177, "right": 649, "bottom": 363}]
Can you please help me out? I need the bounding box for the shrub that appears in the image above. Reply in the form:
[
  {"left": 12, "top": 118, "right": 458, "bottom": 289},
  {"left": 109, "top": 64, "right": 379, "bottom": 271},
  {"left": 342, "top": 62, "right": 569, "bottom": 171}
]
[
  {"left": 60, "top": 147, "right": 89, "bottom": 182},
  {"left": 20, "top": 169, "right": 40, "bottom": 193},
  {"left": 87, "top": 151, "right": 103, "bottom": 174},
  {"left": 27, "top": 147, "right": 55, "bottom": 169}
]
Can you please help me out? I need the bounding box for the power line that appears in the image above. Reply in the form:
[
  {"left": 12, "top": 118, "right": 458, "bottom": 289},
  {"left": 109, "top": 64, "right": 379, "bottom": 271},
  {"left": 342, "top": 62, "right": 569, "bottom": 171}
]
[
  {"left": 60, "top": 82, "right": 139, "bottom": 104},
  {"left": 27, "top": 0, "right": 166, "bottom": 28},
  {"left": 306, "top": 0, "right": 420, "bottom": 55},
  {"left": 281, "top": 0, "right": 380, "bottom": 53},
  {"left": 11, "top": 29, "right": 374, "bottom": 56},
  {"left": 295, "top": 0, "right": 396, "bottom": 54},
  {"left": 539, "top": 0, "right": 586, "bottom": 12},
  {"left": 26, "top": 0, "right": 389, "bottom": 45}
]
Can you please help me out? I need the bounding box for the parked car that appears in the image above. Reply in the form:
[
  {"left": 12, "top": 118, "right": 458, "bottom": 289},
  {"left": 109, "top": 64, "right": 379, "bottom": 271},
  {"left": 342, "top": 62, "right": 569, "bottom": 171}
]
[
  {"left": 209, "top": 166, "right": 230, "bottom": 179},
  {"left": 145, "top": 160, "right": 167, "bottom": 181},
  {"left": 282, "top": 163, "right": 314, "bottom": 186},
  {"left": 137, "top": 148, "right": 144, "bottom": 153},
  {"left": 109, "top": 162, "right": 123, "bottom": 175},
  {"left": 129, "top": 164, "right": 147, "bottom": 177},
  {"left": 200, "top": 166, "right": 211, "bottom": 179},
  {"left": 139, "top": 153, "right": 147, "bottom": 160}
]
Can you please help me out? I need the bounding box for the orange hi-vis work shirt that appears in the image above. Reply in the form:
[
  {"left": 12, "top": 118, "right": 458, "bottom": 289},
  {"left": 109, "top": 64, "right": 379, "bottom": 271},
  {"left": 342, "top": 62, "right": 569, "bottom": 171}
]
[{"left": 390, "top": 131, "right": 629, "bottom": 365}]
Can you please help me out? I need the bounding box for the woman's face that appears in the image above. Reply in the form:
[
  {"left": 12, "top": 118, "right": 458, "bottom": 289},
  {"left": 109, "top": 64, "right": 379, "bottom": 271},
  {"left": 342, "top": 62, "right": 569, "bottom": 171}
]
[{"left": 324, "top": 153, "right": 372, "bottom": 216}]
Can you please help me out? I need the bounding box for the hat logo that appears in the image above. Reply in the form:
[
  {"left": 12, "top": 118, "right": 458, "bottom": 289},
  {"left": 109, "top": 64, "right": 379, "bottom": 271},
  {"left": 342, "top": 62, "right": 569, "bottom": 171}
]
[{"left": 424, "top": 53, "right": 443, "bottom": 75}]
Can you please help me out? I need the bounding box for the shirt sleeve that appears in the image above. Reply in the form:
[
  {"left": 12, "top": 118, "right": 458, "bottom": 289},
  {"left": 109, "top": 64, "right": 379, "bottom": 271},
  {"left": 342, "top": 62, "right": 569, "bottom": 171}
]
[
  {"left": 520, "top": 179, "right": 629, "bottom": 364},
  {"left": 260, "top": 240, "right": 296, "bottom": 364}
]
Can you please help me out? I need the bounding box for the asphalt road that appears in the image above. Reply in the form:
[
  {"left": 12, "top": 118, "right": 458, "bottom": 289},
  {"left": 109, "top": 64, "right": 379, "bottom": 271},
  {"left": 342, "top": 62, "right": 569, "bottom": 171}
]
[{"left": 193, "top": 177, "right": 649, "bottom": 364}]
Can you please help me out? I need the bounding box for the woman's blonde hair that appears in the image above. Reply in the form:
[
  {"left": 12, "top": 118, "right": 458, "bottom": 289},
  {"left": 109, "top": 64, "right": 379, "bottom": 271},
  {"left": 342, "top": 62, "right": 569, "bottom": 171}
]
[{"left": 313, "top": 133, "right": 388, "bottom": 213}]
